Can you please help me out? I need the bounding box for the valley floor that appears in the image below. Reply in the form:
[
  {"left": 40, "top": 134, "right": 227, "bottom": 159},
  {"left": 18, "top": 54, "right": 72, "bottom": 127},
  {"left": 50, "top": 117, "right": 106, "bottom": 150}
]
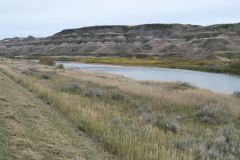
[{"left": 0, "top": 71, "right": 114, "bottom": 160}]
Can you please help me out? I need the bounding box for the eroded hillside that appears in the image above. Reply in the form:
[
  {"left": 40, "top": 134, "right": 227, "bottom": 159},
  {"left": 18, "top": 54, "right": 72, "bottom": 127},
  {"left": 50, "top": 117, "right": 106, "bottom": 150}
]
[{"left": 1, "top": 23, "right": 240, "bottom": 59}]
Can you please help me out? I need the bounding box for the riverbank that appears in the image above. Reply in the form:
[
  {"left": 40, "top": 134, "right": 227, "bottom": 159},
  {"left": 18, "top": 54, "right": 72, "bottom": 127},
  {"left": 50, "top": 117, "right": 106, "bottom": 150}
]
[
  {"left": 55, "top": 61, "right": 240, "bottom": 93},
  {"left": 34, "top": 56, "right": 240, "bottom": 75},
  {"left": 0, "top": 58, "right": 240, "bottom": 159}
]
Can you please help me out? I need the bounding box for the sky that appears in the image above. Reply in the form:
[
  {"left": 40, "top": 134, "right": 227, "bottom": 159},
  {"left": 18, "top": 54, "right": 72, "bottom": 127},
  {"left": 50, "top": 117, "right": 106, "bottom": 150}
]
[{"left": 0, "top": 0, "right": 239, "bottom": 39}]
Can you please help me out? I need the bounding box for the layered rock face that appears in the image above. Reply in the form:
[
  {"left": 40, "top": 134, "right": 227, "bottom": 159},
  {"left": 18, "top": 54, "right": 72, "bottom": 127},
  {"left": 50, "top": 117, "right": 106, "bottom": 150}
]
[{"left": 0, "top": 23, "right": 240, "bottom": 58}]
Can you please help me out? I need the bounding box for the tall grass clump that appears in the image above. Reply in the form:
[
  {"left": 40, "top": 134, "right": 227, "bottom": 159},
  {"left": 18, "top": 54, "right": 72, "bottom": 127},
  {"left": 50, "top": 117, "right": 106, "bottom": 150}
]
[
  {"left": 56, "top": 64, "right": 64, "bottom": 69},
  {"left": 39, "top": 57, "right": 55, "bottom": 66},
  {"left": 175, "top": 81, "right": 195, "bottom": 90},
  {"left": 233, "top": 91, "right": 240, "bottom": 98},
  {"left": 194, "top": 105, "right": 231, "bottom": 125}
]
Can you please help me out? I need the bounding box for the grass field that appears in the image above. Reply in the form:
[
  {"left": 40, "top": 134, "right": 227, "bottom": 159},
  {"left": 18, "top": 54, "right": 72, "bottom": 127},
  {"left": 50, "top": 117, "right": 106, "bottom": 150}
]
[{"left": 0, "top": 58, "right": 240, "bottom": 160}]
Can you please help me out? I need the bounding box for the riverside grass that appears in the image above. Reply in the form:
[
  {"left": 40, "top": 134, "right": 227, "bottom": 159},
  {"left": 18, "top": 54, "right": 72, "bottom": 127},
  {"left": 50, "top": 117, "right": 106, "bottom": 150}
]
[
  {"left": 46, "top": 56, "right": 240, "bottom": 75},
  {"left": 0, "top": 59, "right": 240, "bottom": 160}
]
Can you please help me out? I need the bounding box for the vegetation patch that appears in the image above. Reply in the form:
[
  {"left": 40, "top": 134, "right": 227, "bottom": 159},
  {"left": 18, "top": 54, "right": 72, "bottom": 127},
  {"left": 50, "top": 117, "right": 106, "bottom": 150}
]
[
  {"left": 56, "top": 64, "right": 64, "bottom": 69},
  {"left": 194, "top": 105, "right": 231, "bottom": 125},
  {"left": 84, "top": 88, "right": 105, "bottom": 98},
  {"left": 76, "top": 57, "right": 240, "bottom": 75},
  {"left": 21, "top": 68, "right": 37, "bottom": 75},
  {"left": 62, "top": 81, "right": 82, "bottom": 93},
  {"left": 233, "top": 91, "right": 240, "bottom": 98},
  {"left": 40, "top": 71, "right": 56, "bottom": 79},
  {"left": 38, "top": 57, "right": 56, "bottom": 66},
  {"left": 175, "top": 81, "right": 196, "bottom": 90},
  {"left": 0, "top": 119, "right": 15, "bottom": 159},
  {"left": 156, "top": 114, "right": 182, "bottom": 133}
]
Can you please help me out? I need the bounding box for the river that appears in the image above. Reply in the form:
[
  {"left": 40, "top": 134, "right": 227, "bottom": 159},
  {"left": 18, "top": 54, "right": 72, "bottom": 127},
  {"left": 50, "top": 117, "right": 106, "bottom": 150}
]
[{"left": 55, "top": 62, "right": 240, "bottom": 94}]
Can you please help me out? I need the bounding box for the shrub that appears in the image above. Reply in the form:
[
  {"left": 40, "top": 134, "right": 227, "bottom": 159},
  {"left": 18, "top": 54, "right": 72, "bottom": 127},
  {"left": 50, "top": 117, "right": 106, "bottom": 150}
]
[
  {"left": 22, "top": 68, "right": 37, "bottom": 75},
  {"left": 56, "top": 64, "right": 64, "bottom": 69},
  {"left": 205, "top": 148, "right": 220, "bottom": 160},
  {"left": 233, "top": 91, "right": 240, "bottom": 98},
  {"left": 131, "top": 100, "right": 152, "bottom": 113},
  {"left": 84, "top": 88, "right": 105, "bottom": 98},
  {"left": 191, "top": 123, "right": 240, "bottom": 159},
  {"left": 195, "top": 106, "right": 230, "bottom": 125},
  {"left": 175, "top": 81, "right": 195, "bottom": 90},
  {"left": 139, "top": 112, "right": 156, "bottom": 124},
  {"left": 111, "top": 90, "right": 125, "bottom": 100},
  {"left": 40, "top": 72, "right": 55, "bottom": 79},
  {"left": 194, "top": 140, "right": 239, "bottom": 160},
  {"left": 63, "top": 82, "right": 81, "bottom": 93},
  {"left": 111, "top": 116, "right": 122, "bottom": 125},
  {"left": 173, "top": 137, "right": 194, "bottom": 151},
  {"left": 38, "top": 57, "right": 55, "bottom": 66},
  {"left": 156, "top": 115, "right": 181, "bottom": 133},
  {"left": 216, "top": 123, "right": 239, "bottom": 143}
]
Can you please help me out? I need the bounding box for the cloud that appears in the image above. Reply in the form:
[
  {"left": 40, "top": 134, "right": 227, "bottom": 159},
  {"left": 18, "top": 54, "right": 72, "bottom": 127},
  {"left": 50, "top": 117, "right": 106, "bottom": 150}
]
[{"left": 0, "top": 0, "right": 239, "bottom": 39}]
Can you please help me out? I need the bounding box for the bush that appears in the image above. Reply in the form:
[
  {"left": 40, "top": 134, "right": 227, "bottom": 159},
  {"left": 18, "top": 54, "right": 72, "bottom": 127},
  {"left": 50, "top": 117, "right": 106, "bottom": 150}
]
[
  {"left": 173, "top": 137, "right": 194, "bottom": 151},
  {"left": 111, "top": 90, "right": 125, "bottom": 100},
  {"left": 175, "top": 81, "right": 195, "bottom": 90},
  {"left": 195, "top": 106, "right": 230, "bottom": 125},
  {"left": 84, "top": 88, "right": 105, "bottom": 98},
  {"left": 39, "top": 57, "right": 55, "bottom": 66},
  {"left": 40, "top": 72, "right": 55, "bottom": 79},
  {"left": 156, "top": 115, "right": 181, "bottom": 133},
  {"left": 139, "top": 112, "right": 156, "bottom": 124},
  {"left": 56, "top": 64, "right": 64, "bottom": 69},
  {"left": 233, "top": 91, "right": 240, "bottom": 98},
  {"left": 191, "top": 123, "right": 240, "bottom": 159},
  {"left": 63, "top": 82, "right": 81, "bottom": 93},
  {"left": 131, "top": 100, "right": 152, "bottom": 113},
  {"left": 216, "top": 123, "right": 238, "bottom": 143},
  {"left": 111, "top": 116, "right": 122, "bottom": 125},
  {"left": 22, "top": 68, "right": 37, "bottom": 75}
]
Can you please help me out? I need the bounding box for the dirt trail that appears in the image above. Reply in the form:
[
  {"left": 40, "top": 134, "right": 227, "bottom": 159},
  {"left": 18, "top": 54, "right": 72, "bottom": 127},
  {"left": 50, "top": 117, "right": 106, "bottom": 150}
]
[{"left": 0, "top": 71, "right": 114, "bottom": 160}]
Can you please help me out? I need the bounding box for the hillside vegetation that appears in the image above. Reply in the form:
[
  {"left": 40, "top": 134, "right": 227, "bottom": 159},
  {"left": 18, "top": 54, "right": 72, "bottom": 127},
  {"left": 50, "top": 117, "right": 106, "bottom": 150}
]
[
  {"left": 0, "top": 58, "right": 240, "bottom": 160},
  {"left": 0, "top": 61, "right": 114, "bottom": 160}
]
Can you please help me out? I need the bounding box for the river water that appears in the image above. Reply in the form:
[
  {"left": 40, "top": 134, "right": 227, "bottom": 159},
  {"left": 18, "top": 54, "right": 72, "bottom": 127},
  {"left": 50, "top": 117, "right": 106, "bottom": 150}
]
[{"left": 56, "top": 62, "right": 240, "bottom": 94}]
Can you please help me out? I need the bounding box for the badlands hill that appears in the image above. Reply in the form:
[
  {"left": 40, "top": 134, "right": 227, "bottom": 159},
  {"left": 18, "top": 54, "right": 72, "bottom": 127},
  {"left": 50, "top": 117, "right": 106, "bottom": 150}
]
[{"left": 0, "top": 23, "right": 240, "bottom": 59}]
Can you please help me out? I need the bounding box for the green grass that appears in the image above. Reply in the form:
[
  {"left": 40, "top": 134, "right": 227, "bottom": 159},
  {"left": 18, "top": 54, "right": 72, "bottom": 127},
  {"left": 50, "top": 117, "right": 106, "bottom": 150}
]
[
  {"left": 0, "top": 119, "right": 15, "bottom": 160},
  {"left": 38, "top": 56, "right": 56, "bottom": 66}
]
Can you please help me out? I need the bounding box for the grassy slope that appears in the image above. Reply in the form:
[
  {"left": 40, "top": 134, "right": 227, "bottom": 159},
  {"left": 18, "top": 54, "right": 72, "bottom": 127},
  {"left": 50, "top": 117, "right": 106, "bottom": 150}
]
[
  {"left": 0, "top": 71, "right": 114, "bottom": 160},
  {"left": 0, "top": 59, "right": 240, "bottom": 160}
]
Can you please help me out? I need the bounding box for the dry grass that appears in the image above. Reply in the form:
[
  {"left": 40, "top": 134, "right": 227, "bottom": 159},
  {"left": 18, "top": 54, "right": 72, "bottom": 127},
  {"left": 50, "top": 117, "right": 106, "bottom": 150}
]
[
  {"left": 62, "top": 69, "right": 240, "bottom": 116},
  {"left": 0, "top": 62, "right": 114, "bottom": 160},
  {"left": 0, "top": 58, "right": 240, "bottom": 160}
]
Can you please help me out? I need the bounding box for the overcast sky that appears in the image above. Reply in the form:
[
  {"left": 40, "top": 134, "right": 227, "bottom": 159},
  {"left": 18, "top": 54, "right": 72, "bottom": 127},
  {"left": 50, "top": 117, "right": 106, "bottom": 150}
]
[{"left": 0, "top": 0, "right": 239, "bottom": 39}]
